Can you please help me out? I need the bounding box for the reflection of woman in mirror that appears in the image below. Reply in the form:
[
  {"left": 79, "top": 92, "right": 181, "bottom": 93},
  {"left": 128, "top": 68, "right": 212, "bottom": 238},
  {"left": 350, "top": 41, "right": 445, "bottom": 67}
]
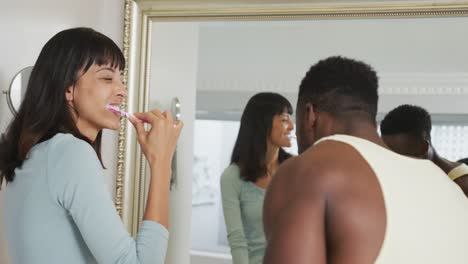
[
  {"left": 220, "top": 92, "right": 294, "bottom": 264},
  {"left": 0, "top": 28, "right": 182, "bottom": 264}
]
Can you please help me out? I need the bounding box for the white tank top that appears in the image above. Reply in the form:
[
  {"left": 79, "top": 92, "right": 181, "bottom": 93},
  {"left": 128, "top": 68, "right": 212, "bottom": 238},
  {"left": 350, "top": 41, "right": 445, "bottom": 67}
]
[{"left": 318, "top": 135, "right": 468, "bottom": 264}]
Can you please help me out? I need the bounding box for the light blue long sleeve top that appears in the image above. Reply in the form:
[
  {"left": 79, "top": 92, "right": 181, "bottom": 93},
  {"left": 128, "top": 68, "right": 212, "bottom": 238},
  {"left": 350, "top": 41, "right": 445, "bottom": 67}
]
[
  {"left": 220, "top": 164, "right": 266, "bottom": 264},
  {"left": 2, "top": 133, "right": 168, "bottom": 264}
]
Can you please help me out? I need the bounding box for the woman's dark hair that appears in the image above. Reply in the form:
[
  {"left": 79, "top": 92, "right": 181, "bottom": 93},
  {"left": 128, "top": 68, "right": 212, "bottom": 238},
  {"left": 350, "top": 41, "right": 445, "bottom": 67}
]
[
  {"left": 0, "top": 27, "right": 125, "bottom": 188},
  {"left": 231, "top": 92, "right": 293, "bottom": 182}
]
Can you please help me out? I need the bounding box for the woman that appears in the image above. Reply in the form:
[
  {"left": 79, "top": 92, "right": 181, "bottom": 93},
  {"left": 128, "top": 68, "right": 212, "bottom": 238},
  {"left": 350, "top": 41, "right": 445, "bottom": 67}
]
[
  {"left": 220, "top": 92, "right": 294, "bottom": 264},
  {"left": 0, "top": 28, "right": 183, "bottom": 264}
]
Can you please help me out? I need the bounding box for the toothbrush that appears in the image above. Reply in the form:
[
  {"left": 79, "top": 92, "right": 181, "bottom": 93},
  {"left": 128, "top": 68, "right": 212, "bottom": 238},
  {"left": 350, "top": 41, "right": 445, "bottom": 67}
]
[
  {"left": 106, "top": 104, "right": 143, "bottom": 122},
  {"left": 106, "top": 104, "right": 176, "bottom": 125}
]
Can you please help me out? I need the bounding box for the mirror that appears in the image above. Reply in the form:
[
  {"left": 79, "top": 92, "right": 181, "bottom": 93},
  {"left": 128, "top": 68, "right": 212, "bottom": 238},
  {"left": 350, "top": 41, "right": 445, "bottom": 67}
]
[
  {"left": 4, "top": 66, "right": 33, "bottom": 115},
  {"left": 192, "top": 17, "right": 468, "bottom": 257},
  {"left": 119, "top": 2, "right": 468, "bottom": 264}
]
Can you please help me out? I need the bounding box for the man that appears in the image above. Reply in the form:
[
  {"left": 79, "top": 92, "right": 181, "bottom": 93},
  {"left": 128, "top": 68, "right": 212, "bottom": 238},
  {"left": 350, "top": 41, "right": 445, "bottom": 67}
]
[
  {"left": 263, "top": 56, "right": 468, "bottom": 264},
  {"left": 380, "top": 104, "right": 468, "bottom": 197}
]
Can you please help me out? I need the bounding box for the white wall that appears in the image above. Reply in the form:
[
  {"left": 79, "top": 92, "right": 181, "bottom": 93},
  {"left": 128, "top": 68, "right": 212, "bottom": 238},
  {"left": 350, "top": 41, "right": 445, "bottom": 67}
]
[
  {"left": 0, "top": 1, "right": 124, "bottom": 263},
  {"left": 196, "top": 18, "right": 468, "bottom": 115},
  {"left": 149, "top": 22, "right": 198, "bottom": 264},
  {"left": 191, "top": 120, "right": 238, "bottom": 254}
]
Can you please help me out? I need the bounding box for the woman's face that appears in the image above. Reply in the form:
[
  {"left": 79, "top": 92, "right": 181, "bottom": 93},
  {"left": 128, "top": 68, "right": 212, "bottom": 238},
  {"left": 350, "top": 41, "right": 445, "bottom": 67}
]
[
  {"left": 269, "top": 111, "right": 294, "bottom": 148},
  {"left": 66, "top": 63, "right": 127, "bottom": 140}
]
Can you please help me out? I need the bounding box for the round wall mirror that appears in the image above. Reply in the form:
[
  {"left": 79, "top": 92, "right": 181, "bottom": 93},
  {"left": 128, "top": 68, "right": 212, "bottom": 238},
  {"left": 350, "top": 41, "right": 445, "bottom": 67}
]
[{"left": 4, "top": 66, "right": 33, "bottom": 115}]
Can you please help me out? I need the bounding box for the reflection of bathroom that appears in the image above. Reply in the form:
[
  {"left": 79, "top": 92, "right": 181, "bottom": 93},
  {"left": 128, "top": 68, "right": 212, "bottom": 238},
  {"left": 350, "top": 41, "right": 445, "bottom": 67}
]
[{"left": 190, "top": 19, "right": 468, "bottom": 264}]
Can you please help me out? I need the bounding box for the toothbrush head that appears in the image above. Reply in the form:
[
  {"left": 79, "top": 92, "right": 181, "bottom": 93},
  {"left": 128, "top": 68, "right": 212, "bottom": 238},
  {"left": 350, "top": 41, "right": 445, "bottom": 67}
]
[
  {"left": 106, "top": 104, "right": 147, "bottom": 123},
  {"left": 107, "top": 104, "right": 126, "bottom": 117}
]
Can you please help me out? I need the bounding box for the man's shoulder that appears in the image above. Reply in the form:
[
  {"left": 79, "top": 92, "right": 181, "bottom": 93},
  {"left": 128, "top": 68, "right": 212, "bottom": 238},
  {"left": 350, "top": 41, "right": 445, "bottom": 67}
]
[{"left": 275, "top": 140, "right": 375, "bottom": 195}]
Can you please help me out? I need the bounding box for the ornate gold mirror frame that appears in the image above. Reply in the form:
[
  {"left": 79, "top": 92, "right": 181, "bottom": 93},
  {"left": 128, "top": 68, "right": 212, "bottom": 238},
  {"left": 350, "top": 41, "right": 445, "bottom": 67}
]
[{"left": 117, "top": 0, "right": 468, "bottom": 236}]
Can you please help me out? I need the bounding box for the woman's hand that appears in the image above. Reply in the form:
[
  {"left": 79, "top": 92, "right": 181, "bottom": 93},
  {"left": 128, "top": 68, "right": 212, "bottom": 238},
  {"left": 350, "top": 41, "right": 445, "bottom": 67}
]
[
  {"left": 130, "top": 109, "right": 183, "bottom": 228},
  {"left": 129, "top": 109, "right": 183, "bottom": 168}
]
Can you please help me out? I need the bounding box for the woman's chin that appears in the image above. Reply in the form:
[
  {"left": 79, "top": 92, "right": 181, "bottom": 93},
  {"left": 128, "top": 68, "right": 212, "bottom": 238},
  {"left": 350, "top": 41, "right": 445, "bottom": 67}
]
[
  {"left": 108, "top": 125, "right": 119, "bottom": 131},
  {"left": 103, "top": 119, "right": 121, "bottom": 131},
  {"left": 110, "top": 122, "right": 121, "bottom": 130}
]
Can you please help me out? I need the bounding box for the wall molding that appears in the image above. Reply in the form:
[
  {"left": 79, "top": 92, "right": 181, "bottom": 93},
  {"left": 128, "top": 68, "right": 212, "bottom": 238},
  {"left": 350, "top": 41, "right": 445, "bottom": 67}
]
[
  {"left": 196, "top": 89, "right": 468, "bottom": 120},
  {"left": 197, "top": 72, "right": 468, "bottom": 95}
]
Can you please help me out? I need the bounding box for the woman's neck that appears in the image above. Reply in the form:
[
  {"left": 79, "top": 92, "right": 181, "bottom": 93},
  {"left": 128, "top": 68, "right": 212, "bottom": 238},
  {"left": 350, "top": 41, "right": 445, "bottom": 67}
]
[{"left": 265, "top": 143, "right": 280, "bottom": 173}]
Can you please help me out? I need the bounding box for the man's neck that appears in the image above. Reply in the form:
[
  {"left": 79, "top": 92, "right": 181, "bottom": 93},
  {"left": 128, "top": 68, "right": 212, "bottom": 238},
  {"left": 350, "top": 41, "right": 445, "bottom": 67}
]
[
  {"left": 329, "top": 118, "right": 386, "bottom": 148},
  {"left": 431, "top": 153, "right": 459, "bottom": 174}
]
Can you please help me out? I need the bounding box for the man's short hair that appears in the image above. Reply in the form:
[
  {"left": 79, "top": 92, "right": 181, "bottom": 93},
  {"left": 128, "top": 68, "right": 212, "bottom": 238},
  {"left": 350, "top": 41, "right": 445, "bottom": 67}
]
[
  {"left": 298, "top": 56, "right": 379, "bottom": 120},
  {"left": 380, "top": 104, "right": 432, "bottom": 140}
]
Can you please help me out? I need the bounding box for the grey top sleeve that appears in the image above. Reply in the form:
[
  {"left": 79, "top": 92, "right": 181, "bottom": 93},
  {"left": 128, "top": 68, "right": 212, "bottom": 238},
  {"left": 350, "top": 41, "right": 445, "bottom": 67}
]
[
  {"left": 220, "top": 164, "right": 249, "bottom": 264},
  {"left": 47, "top": 135, "right": 168, "bottom": 264}
]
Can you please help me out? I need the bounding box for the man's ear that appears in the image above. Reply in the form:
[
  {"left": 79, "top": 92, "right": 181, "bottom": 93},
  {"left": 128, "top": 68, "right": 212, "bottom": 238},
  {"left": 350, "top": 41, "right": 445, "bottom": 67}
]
[
  {"left": 304, "top": 102, "right": 317, "bottom": 130},
  {"left": 423, "top": 139, "right": 435, "bottom": 160}
]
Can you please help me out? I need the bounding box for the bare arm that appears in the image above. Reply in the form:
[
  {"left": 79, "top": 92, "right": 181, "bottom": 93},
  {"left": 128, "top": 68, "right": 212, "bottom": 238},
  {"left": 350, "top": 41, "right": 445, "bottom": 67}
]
[
  {"left": 263, "top": 158, "right": 327, "bottom": 264},
  {"left": 263, "top": 198, "right": 327, "bottom": 264},
  {"left": 130, "top": 110, "right": 183, "bottom": 229}
]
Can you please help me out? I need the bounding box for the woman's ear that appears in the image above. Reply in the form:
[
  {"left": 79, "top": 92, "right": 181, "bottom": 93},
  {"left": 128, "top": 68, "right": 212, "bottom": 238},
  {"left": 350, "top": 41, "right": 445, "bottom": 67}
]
[{"left": 65, "top": 85, "right": 74, "bottom": 102}]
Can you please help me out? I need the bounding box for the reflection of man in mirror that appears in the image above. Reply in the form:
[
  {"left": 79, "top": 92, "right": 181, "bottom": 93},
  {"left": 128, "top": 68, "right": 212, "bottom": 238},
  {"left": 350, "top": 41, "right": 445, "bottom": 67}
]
[
  {"left": 263, "top": 56, "right": 468, "bottom": 264},
  {"left": 380, "top": 104, "right": 468, "bottom": 197},
  {"left": 459, "top": 158, "right": 468, "bottom": 165}
]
